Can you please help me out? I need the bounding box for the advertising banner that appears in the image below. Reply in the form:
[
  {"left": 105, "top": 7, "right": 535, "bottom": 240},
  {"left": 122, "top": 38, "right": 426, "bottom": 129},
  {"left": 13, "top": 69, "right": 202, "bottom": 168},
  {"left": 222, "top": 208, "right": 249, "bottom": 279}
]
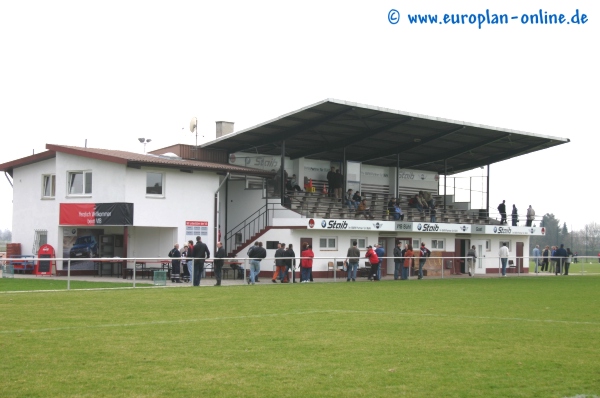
[
  {"left": 59, "top": 203, "right": 134, "bottom": 226},
  {"left": 481, "top": 225, "right": 545, "bottom": 236}
]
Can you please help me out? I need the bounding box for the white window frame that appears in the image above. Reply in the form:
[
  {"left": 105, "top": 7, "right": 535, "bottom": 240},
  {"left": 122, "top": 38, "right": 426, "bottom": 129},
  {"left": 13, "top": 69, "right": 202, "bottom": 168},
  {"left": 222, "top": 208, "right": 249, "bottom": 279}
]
[
  {"left": 42, "top": 174, "right": 55, "bottom": 199},
  {"left": 319, "top": 236, "right": 338, "bottom": 251},
  {"left": 412, "top": 239, "right": 420, "bottom": 249},
  {"left": 431, "top": 239, "right": 445, "bottom": 250},
  {"left": 499, "top": 240, "right": 511, "bottom": 250},
  {"left": 350, "top": 237, "right": 368, "bottom": 250},
  {"left": 485, "top": 239, "right": 491, "bottom": 251},
  {"left": 67, "top": 171, "right": 92, "bottom": 196},
  {"left": 146, "top": 171, "right": 165, "bottom": 197}
]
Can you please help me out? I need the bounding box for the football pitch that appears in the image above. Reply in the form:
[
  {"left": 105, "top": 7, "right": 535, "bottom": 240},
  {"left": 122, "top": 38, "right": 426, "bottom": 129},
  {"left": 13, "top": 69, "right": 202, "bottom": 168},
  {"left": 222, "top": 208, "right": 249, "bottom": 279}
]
[{"left": 1, "top": 276, "right": 599, "bottom": 397}]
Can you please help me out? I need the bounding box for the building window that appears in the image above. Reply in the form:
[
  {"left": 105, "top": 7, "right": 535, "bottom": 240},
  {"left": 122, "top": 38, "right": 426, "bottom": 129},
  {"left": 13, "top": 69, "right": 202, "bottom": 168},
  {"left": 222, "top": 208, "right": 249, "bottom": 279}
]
[
  {"left": 485, "top": 239, "right": 491, "bottom": 251},
  {"left": 350, "top": 238, "right": 367, "bottom": 249},
  {"left": 319, "top": 237, "right": 337, "bottom": 250},
  {"left": 499, "top": 241, "right": 511, "bottom": 250},
  {"left": 146, "top": 172, "right": 164, "bottom": 196},
  {"left": 68, "top": 171, "right": 92, "bottom": 195},
  {"left": 412, "top": 239, "right": 420, "bottom": 249},
  {"left": 42, "top": 174, "right": 55, "bottom": 198},
  {"left": 431, "top": 239, "right": 444, "bottom": 250},
  {"left": 32, "top": 229, "right": 47, "bottom": 255}
]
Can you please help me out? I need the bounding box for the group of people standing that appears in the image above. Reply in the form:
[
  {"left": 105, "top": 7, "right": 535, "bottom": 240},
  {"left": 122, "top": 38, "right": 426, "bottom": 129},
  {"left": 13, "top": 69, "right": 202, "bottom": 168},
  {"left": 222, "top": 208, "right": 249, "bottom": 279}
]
[
  {"left": 534, "top": 244, "right": 573, "bottom": 275},
  {"left": 497, "top": 200, "right": 536, "bottom": 226},
  {"left": 167, "top": 236, "right": 212, "bottom": 286}
]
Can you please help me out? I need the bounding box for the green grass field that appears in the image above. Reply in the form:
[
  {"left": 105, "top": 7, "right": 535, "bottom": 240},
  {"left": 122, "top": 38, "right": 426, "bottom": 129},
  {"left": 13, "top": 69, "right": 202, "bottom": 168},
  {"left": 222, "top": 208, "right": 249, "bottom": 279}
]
[{"left": 1, "top": 277, "right": 599, "bottom": 397}]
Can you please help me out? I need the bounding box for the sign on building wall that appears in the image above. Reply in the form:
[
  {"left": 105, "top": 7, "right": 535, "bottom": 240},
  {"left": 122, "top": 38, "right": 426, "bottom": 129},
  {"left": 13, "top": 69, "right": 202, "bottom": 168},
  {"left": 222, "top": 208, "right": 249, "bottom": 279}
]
[
  {"left": 398, "top": 169, "right": 439, "bottom": 191},
  {"left": 186, "top": 221, "right": 208, "bottom": 237},
  {"left": 229, "top": 152, "right": 293, "bottom": 173},
  {"left": 59, "top": 203, "right": 134, "bottom": 226}
]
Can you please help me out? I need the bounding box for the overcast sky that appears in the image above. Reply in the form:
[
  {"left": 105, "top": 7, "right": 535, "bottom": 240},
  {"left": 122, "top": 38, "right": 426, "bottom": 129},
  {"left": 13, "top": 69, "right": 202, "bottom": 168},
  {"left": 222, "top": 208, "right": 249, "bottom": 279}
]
[{"left": 1, "top": 1, "right": 597, "bottom": 232}]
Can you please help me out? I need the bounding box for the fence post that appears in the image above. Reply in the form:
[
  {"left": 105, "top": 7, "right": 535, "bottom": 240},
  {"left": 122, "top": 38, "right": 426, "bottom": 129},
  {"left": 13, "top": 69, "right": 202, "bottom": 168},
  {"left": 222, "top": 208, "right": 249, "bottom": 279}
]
[
  {"left": 333, "top": 257, "right": 336, "bottom": 282},
  {"left": 67, "top": 258, "right": 71, "bottom": 291},
  {"left": 133, "top": 258, "right": 136, "bottom": 288},
  {"left": 441, "top": 256, "right": 443, "bottom": 279}
]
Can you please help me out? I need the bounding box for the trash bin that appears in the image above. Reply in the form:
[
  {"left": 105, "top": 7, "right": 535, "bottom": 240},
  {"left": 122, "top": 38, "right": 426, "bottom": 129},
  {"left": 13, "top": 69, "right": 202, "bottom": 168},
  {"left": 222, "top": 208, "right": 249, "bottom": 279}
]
[
  {"left": 2, "top": 264, "right": 14, "bottom": 278},
  {"left": 445, "top": 260, "right": 453, "bottom": 269},
  {"left": 153, "top": 270, "right": 167, "bottom": 286}
]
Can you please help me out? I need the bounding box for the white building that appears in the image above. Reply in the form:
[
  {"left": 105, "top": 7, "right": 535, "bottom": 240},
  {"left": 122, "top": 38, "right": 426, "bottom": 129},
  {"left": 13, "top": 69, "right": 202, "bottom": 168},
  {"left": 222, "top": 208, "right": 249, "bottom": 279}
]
[{"left": 1, "top": 99, "right": 568, "bottom": 277}]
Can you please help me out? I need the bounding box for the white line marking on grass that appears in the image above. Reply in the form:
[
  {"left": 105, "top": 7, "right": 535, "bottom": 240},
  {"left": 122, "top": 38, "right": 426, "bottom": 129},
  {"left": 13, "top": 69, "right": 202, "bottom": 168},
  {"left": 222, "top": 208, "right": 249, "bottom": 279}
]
[
  {"left": 327, "top": 310, "right": 600, "bottom": 326},
  {"left": 1, "top": 309, "right": 599, "bottom": 335}
]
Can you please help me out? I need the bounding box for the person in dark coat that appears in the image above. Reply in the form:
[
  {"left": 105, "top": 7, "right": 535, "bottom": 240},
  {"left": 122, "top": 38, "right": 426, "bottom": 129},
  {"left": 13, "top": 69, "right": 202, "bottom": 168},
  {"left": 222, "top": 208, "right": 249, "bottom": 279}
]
[
  {"left": 192, "top": 236, "right": 210, "bottom": 286},
  {"left": 213, "top": 241, "right": 226, "bottom": 286},
  {"left": 555, "top": 244, "right": 568, "bottom": 276},
  {"left": 497, "top": 200, "right": 507, "bottom": 224},
  {"left": 284, "top": 244, "right": 296, "bottom": 283},
  {"left": 511, "top": 204, "right": 518, "bottom": 226},
  {"left": 168, "top": 243, "right": 182, "bottom": 283}
]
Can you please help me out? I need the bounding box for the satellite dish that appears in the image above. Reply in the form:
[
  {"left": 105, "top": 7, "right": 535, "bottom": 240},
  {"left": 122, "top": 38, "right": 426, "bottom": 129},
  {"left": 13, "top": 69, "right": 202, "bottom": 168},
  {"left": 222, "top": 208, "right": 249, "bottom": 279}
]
[{"left": 190, "top": 117, "right": 197, "bottom": 133}]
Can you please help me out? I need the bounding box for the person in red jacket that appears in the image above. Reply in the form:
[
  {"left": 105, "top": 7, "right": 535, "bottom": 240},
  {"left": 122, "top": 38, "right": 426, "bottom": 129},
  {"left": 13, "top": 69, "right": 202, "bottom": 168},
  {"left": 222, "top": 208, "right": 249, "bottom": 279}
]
[
  {"left": 365, "top": 245, "right": 379, "bottom": 281},
  {"left": 300, "top": 243, "right": 314, "bottom": 283}
]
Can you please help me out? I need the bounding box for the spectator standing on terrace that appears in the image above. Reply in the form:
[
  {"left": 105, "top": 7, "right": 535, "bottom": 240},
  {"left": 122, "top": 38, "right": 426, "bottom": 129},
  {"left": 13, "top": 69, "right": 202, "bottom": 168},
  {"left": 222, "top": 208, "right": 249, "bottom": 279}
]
[
  {"left": 283, "top": 244, "right": 295, "bottom": 283},
  {"left": 168, "top": 243, "right": 182, "bottom": 283},
  {"left": 498, "top": 200, "right": 507, "bottom": 224},
  {"left": 346, "top": 241, "right": 361, "bottom": 282},
  {"left": 247, "top": 241, "right": 266, "bottom": 285},
  {"left": 418, "top": 242, "right": 430, "bottom": 280},
  {"left": 429, "top": 204, "right": 437, "bottom": 223},
  {"left": 327, "top": 166, "right": 336, "bottom": 198},
  {"left": 300, "top": 243, "right": 314, "bottom": 283},
  {"left": 403, "top": 244, "right": 414, "bottom": 280},
  {"left": 181, "top": 244, "right": 189, "bottom": 282},
  {"left": 541, "top": 245, "right": 550, "bottom": 272},
  {"left": 511, "top": 204, "right": 518, "bottom": 226},
  {"left": 213, "top": 242, "right": 226, "bottom": 286},
  {"left": 346, "top": 189, "right": 357, "bottom": 210},
  {"left": 548, "top": 246, "right": 558, "bottom": 273},
  {"left": 467, "top": 245, "right": 477, "bottom": 277},
  {"left": 375, "top": 243, "right": 385, "bottom": 281},
  {"left": 192, "top": 236, "right": 210, "bottom": 286},
  {"left": 499, "top": 242, "right": 510, "bottom": 277},
  {"left": 565, "top": 247, "right": 573, "bottom": 275},
  {"left": 356, "top": 199, "right": 375, "bottom": 220},
  {"left": 187, "top": 240, "right": 194, "bottom": 281},
  {"left": 532, "top": 245, "right": 541, "bottom": 273},
  {"left": 555, "top": 244, "right": 568, "bottom": 275},
  {"left": 526, "top": 205, "right": 535, "bottom": 227},
  {"left": 333, "top": 169, "right": 344, "bottom": 200},
  {"left": 273, "top": 243, "right": 286, "bottom": 283},
  {"left": 365, "top": 245, "right": 379, "bottom": 281},
  {"left": 393, "top": 241, "right": 403, "bottom": 280}
]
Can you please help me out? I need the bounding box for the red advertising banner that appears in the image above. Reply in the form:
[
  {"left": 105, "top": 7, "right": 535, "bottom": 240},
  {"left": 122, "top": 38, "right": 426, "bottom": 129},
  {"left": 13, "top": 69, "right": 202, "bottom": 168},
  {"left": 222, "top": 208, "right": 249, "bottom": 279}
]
[
  {"left": 60, "top": 203, "right": 134, "bottom": 226},
  {"left": 186, "top": 221, "right": 208, "bottom": 226}
]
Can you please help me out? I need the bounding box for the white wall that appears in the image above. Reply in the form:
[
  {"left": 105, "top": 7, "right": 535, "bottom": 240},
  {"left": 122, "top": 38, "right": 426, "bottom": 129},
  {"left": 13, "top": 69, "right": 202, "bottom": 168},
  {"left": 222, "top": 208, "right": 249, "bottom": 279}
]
[{"left": 11, "top": 158, "right": 58, "bottom": 255}]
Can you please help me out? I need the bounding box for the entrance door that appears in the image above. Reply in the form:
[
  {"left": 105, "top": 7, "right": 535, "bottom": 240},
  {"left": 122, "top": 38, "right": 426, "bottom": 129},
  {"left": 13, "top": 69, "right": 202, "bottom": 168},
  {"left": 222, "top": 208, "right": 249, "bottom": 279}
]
[
  {"left": 455, "top": 239, "right": 468, "bottom": 274},
  {"left": 516, "top": 241, "right": 524, "bottom": 272}
]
